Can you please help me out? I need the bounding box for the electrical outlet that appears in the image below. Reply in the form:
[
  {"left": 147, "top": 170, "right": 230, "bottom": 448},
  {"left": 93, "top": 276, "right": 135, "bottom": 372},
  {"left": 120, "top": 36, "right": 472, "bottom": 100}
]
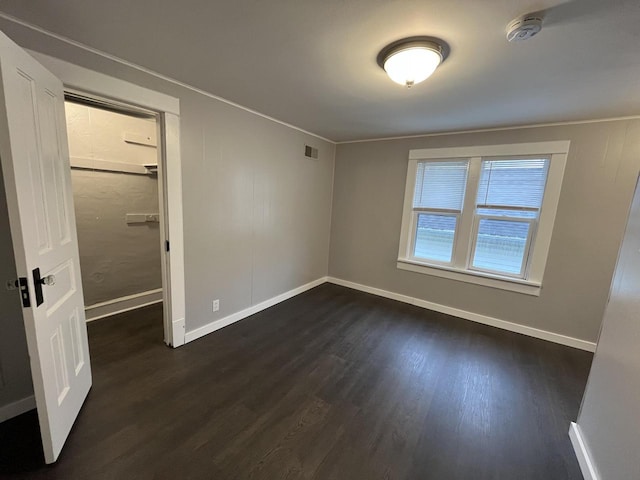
[{"left": 212, "top": 299, "right": 220, "bottom": 312}]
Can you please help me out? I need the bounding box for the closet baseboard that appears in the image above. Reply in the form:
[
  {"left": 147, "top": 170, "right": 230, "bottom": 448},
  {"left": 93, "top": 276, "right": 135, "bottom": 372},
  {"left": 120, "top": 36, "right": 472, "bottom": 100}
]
[
  {"left": 0, "top": 395, "right": 35, "bottom": 423},
  {"left": 85, "top": 288, "right": 163, "bottom": 322}
]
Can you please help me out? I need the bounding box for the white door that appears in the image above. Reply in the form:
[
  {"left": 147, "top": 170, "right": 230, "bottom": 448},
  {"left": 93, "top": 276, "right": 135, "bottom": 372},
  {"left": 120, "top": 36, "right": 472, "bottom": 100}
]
[{"left": 0, "top": 31, "right": 91, "bottom": 463}]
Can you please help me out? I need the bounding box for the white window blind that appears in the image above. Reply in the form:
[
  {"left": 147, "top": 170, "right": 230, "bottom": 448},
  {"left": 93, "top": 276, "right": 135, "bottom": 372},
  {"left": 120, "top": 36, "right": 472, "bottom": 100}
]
[
  {"left": 476, "top": 158, "right": 549, "bottom": 210},
  {"left": 470, "top": 158, "right": 550, "bottom": 277},
  {"left": 413, "top": 160, "right": 469, "bottom": 211}
]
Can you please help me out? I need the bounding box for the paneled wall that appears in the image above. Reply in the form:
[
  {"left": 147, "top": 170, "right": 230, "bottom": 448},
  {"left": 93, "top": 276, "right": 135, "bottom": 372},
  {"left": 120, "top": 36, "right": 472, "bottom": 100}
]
[
  {"left": 574, "top": 179, "right": 640, "bottom": 479},
  {"left": 330, "top": 120, "right": 640, "bottom": 343},
  {"left": 0, "top": 165, "right": 34, "bottom": 420},
  {"left": 0, "top": 19, "right": 335, "bottom": 336}
]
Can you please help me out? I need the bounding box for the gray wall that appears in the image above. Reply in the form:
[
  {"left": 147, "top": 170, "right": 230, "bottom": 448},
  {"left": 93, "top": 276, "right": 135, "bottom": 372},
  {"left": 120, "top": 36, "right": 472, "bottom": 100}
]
[
  {"left": 575, "top": 177, "right": 640, "bottom": 479},
  {"left": 0, "top": 165, "right": 33, "bottom": 416},
  {"left": 71, "top": 170, "right": 162, "bottom": 305},
  {"left": 0, "top": 19, "right": 335, "bottom": 335},
  {"left": 330, "top": 120, "right": 640, "bottom": 343}
]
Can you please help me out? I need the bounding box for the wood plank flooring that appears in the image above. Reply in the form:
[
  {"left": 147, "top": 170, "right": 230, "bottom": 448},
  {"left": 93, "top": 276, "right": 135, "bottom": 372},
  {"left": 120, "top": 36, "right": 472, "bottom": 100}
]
[{"left": 0, "top": 283, "right": 592, "bottom": 479}]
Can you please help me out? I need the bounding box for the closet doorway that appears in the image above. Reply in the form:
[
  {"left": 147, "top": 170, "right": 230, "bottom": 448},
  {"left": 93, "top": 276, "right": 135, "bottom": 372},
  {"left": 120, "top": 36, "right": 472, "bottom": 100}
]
[{"left": 64, "top": 95, "right": 165, "bottom": 339}]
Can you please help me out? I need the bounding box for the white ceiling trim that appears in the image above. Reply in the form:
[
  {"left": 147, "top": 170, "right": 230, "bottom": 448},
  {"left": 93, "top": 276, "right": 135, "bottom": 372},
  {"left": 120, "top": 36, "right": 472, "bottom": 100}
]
[
  {"left": 0, "top": 11, "right": 336, "bottom": 144},
  {"left": 336, "top": 115, "right": 640, "bottom": 145}
]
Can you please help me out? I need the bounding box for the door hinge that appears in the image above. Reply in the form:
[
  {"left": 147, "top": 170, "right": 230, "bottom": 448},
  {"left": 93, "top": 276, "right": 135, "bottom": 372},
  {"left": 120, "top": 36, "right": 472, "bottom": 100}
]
[
  {"left": 16, "top": 277, "right": 31, "bottom": 308},
  {"left": 166, "top": 240, "right": 170, "bottom": 252}
]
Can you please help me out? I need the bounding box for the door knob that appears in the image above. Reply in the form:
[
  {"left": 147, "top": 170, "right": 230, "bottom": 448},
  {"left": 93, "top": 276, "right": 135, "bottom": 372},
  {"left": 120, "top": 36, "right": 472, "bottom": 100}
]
[{"left": 40, "top": 275, "right": 56, "bottom": 286}]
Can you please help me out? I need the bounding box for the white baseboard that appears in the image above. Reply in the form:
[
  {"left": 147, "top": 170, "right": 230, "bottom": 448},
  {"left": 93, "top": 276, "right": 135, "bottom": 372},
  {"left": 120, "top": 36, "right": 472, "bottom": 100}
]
[
  {"left": 569, "top": 422, "right": 600, "bottom": 480},
  {"left": 326, "top": 277, "right": 596, "bottom": 352},
  {"left": 0, "top": 395, "right": 36, "bottom": 423},
  {"left": 184, "top": 277, "right": 328, "bottom": 344},
  {"left": 85, "top": 288, "right": 163, "bottom": 322},
  {"left": 183, "top": 275, "right": 596, "bottom": 352}
]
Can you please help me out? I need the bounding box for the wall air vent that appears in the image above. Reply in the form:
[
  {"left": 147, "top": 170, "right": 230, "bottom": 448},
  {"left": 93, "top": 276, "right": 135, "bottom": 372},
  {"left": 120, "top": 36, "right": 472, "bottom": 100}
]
[{"left": 305, "top": 145, "right": 319, "bottom": 159}]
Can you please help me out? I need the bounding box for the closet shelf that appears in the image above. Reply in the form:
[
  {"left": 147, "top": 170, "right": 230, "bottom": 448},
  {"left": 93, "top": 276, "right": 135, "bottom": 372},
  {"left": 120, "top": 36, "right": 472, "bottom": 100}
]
[{"left": 70, "top": 156, "right": 157, "bottom": 176}]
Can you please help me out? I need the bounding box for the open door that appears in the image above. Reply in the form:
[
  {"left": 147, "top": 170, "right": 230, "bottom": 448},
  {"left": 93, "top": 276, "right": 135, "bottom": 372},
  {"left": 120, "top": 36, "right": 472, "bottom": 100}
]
[{"left": 0, "top": 31, "right": 91, "bottom": 463}]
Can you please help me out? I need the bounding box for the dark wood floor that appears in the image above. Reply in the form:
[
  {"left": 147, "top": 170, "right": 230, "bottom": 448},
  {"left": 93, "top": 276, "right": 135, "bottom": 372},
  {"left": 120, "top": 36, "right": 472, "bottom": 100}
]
[{"left": 0, "top": 283, "right": 592, "bottom": 479}]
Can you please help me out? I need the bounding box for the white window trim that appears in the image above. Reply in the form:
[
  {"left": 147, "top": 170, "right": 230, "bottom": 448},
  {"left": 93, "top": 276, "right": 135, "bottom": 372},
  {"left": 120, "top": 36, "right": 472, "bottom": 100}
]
[{"left": 398, "top": 141, "right": 570, "bottom": 296}]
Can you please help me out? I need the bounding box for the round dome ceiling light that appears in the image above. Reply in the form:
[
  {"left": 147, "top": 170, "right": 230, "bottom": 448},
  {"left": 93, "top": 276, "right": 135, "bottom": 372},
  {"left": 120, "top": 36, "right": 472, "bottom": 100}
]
[{"left": 377, "top": 37, "right": 448, "bottom": 88}]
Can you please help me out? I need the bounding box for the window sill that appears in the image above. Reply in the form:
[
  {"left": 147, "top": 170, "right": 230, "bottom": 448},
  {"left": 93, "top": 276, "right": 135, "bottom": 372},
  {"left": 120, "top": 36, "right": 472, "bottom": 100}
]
[{"left": 396, "top": 259, "right": 541, "bottom": 296}]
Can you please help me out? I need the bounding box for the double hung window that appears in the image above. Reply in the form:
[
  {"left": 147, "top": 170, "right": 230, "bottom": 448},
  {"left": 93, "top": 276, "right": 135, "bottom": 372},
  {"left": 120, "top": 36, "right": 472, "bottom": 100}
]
[{"left": 398, "top": 142, "right": 569, "bottom": 295}]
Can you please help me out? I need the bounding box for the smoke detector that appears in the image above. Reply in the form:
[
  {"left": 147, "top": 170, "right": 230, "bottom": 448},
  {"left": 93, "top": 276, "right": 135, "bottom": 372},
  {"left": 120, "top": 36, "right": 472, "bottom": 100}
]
[{"left": 506, "top": 15, "right": 543, "bottom": 42}]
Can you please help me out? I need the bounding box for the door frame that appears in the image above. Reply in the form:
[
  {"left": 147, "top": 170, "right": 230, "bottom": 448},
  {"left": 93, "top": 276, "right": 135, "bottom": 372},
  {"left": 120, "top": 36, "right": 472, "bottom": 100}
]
[{"left": 28, "top": 50, "right": 186, "bottom": 347}]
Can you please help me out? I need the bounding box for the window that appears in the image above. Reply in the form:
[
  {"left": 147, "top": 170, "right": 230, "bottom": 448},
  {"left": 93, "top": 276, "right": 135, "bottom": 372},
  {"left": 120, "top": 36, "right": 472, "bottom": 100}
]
[
  {"left": 411, "top": 160, "right": 468, "bottom": 264},
  {"left": 398, "top": 142, "right": 569, "bottom": 295}
]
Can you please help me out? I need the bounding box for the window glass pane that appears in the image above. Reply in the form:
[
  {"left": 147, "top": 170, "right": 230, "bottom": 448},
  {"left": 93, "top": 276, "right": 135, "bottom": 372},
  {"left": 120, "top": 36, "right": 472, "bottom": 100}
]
[
  {"left": 414, "top": 160, "right": 468, "bottom": 210},
  {"left": 476, "top": 159, "right": 549, "bottom": 209},
  {"left": 472, "top": 219, "right": 530, "bottom": 275},
  {"left": 414, "top": 213, "right": 457, "bottom": 263}
]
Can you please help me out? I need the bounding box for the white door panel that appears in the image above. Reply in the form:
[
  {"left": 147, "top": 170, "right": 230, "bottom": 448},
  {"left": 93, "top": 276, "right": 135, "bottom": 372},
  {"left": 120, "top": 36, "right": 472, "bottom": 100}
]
[{"left": 0, "top": 30, "right": 91, "bottom": 463}]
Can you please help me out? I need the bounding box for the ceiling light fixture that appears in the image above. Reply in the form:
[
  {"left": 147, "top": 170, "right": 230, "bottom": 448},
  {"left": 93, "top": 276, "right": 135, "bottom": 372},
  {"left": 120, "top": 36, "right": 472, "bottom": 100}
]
[{"left": 377, "top": 37, "right": 448, "bottom": 88}]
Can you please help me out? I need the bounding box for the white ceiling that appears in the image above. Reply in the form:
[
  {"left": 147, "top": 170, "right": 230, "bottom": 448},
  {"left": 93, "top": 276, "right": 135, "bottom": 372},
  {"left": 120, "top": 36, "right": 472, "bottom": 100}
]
[{"left": 0, "top": 0, "right": 638, "bottom": 142}]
